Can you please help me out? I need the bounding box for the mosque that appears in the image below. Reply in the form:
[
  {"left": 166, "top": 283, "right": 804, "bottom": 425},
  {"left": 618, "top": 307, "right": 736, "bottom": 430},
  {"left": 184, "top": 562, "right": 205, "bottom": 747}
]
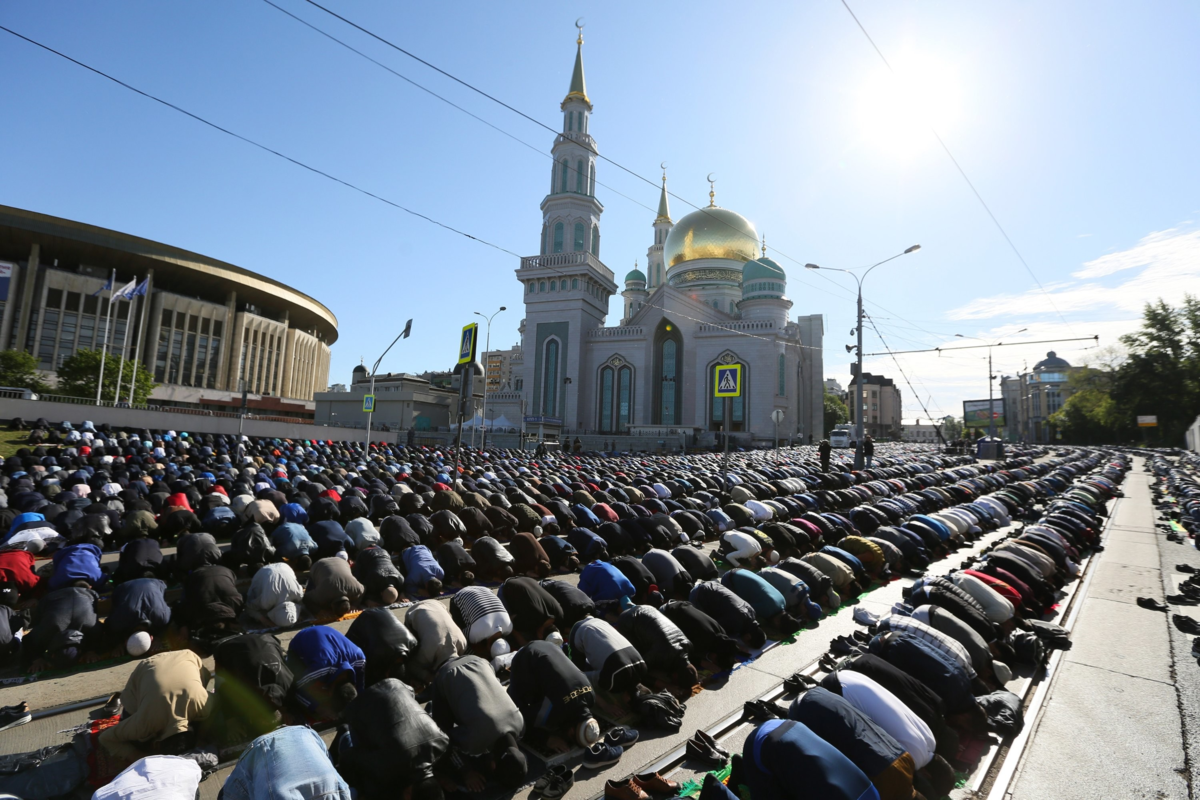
[{"left": 510, "top": 30, "right": 825, "bottom": 444}]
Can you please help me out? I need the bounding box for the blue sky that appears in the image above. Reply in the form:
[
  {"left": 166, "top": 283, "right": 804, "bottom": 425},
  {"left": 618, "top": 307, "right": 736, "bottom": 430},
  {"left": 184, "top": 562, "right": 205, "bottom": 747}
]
[{"left": 3, "top": 1, "right": 1199, "bottom": 421}]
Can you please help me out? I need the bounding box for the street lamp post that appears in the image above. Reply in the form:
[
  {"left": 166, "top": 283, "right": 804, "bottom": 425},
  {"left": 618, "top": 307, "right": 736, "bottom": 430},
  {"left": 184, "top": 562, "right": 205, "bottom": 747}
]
[
  {"left": 364, "top": 319, "right": 413, "bottom": 453},
  {"left": 806, "top": 245, "right": 921, "bottom": 470},
  {"left": 955, "top": 329, "right": 1026, "bottom": 440},
  {"left": 474, "top": 307, "right": 506, "bottom": 452}
]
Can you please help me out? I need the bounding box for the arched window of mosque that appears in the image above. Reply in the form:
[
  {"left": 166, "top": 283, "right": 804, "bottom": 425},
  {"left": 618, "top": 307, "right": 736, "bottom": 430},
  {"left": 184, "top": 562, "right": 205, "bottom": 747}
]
[
  {"left": 549, "top": 280, "right": 556, "bottom": 291},
  {"left": 730, "top": 300, "right": 736, "bottom": 313},
  {"left": 560, "top": 160, "right": 569, "bottom": 193},
  {"left": 553, "top": 222, "right": 564, "bottom": 253},
  {"left": 592, "top": 225, "right": 600, "bottom": 257},
  {"left": 573, "top": 223, "right": 585, "bottom": 252},
  {"left": 778, "top": 353, "right": 786, "bottom": 395},
  {"left": 566, "top": 111, "right": 573, "bottom": 132},
  {"left": 539, "top": 281, "right": 546, "bottom": 292},
  {"left": 618, "top": 366, "right": 632, "bottom": 431},
  {"left": 541, "top": 224, "right": 547, "bottom": 255},
  {"left": 575, "top": 160, "right": 585, "bottom": 193},
  {"left": 572, "top": 278, "right": 579, "bottom": 290},
  {"left": 659, "top": 336, "right": 679, "bottom": 424},
  {"left": 543, "top": 339, "right": 559, "bottom": 416},
  {"left": 589, "top": 163, "right": 596, "bottom": 195},
  {"left": 528, "top": 282, "right": 535, "bottom": 294},
  {"left": 599, "top": 367, "right": 614, "bottom": 432}
]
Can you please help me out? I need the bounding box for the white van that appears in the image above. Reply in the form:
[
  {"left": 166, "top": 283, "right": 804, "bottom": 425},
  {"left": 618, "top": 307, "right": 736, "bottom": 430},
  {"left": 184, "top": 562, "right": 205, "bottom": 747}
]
[
  {"left": 0, "top": 387, "right": 38, "bottom": 400},
  {"left": 829, "top": 429, "right": 852, "bottom": 449}
]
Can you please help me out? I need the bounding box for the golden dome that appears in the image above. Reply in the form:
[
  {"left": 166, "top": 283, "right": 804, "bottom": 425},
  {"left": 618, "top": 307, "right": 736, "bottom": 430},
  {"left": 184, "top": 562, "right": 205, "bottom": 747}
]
[{"left": 663, "top": 206, "right": 759, "bottom": 268}]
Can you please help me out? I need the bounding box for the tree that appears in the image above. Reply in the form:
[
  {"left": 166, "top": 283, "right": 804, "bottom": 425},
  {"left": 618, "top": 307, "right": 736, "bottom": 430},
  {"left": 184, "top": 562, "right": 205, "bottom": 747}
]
[
  {"left": 1049, "top": 368, "right": 1121, "bottom": 444},
  {"left": 0, "top": 350, "right": 47, "bottom": 393},
  {"left": 56, "top": 349, "right": 156, "bottom": 405},
  {"left": 823, "top": 392, "right": 848, "bottom": 436},
  {"left": 1111, "top": 296, "right": 1200, "bottom": 445},
  {"left": 940, "top": 416, "right": 963, "bottom": 441}
]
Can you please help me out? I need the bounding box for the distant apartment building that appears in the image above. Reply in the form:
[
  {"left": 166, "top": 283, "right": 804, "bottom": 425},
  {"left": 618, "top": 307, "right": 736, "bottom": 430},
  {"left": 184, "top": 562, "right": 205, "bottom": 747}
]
[
  {"left": 482, "top": 344, "right": 522, "bottom": 392},
  {"left": 847, "top": 368, "right": 902, "bottom": 439},
  {"left": 902, "top": 423, "right": 940, "bottom": 443},
  {"left": 1002, "top": 351, "right": 1085, "bottom": 443},
  {"left": 824, "top": 378, "right": 845, "bottom": 400}
]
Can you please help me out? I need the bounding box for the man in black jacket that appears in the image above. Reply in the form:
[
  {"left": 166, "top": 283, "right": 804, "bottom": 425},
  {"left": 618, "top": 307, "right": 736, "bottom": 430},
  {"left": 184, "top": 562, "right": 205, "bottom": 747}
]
[
  {"left": 335, "top": 678, "right": 449, "bottom": 800},
  {"left": 430, "top": 655, "right": 527, "bottom": 791},
  {"left": 506, "top": 639, "right": 601, "bottom": 753},
  {"left": 346, "top": 607, "right": 418, "bottom": 686}
]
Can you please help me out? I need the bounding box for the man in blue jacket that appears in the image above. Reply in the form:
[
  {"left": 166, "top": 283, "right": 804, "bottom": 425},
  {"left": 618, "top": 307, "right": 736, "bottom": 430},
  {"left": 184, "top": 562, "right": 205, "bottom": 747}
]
[
  {"left": 743, "top": 719, "right": 880, "bottom": 800},
  {"left": 287, "top": 626, "right": 366, "bottom": 723}
]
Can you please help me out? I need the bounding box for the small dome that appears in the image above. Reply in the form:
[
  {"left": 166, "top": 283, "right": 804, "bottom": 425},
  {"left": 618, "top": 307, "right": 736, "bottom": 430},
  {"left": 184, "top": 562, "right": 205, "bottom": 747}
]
[
  {"left": 1033, "top": 351, "right": 1071, "bottom": 371},
  {"left": 663, "top": 206, "right": 759, "bottom": 268},
  {"left": 352, "top": 364, "right": 367, "bottom": 375},
  {"left": 742, "top": 256, "right": 786, "bottom": 283},
  {"left": 625, "top": 267, "right": 647, "bottom": 285}
]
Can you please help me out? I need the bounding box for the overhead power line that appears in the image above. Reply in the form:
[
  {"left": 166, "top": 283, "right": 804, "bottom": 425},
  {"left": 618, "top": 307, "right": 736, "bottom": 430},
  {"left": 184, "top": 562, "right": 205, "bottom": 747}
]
[
  {"left": 0, "top": 23, "right": 521, "bottom": 259},
  {"left": 840, "top": 0, "right": 1076, "bottom": 332},
  {"left": 862, "top": 335, "right": 1098, "bottom": 357}
]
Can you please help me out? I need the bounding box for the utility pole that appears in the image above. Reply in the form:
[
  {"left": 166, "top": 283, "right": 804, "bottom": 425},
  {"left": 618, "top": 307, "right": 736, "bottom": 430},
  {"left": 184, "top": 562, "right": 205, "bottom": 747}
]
[
  {"left": 364, "top": 319, "right": 413, "bottom": 451},
  {"left": 806, "top": 244, "right": 921, "bottom": 470},
  {"left": 473, "top": 306, "right": 506, "bottom": 451}
]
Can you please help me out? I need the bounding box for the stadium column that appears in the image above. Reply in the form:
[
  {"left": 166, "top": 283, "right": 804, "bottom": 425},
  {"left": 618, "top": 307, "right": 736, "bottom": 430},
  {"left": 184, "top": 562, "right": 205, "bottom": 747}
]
[
  {"left": 217, "top": 291, "right": 236, "bottom": 391},
  {"left": 13, "top": 243, "right": 39, "bottom": 355}
]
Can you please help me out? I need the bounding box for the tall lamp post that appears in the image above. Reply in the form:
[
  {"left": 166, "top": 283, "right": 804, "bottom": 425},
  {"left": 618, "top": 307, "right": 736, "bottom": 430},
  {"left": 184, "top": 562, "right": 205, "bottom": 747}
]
[
  {"left": 474, "top": 306, "right": 506, "bottom": 451},
  {"left": 364, "top": 319, "right": 413, "bottom": 452},
  {"left": 954, "top": 329, "right": 1026, "bottom": 440},
  {"left": 806, "top": 245, "right": 921, "bottom": 470}
]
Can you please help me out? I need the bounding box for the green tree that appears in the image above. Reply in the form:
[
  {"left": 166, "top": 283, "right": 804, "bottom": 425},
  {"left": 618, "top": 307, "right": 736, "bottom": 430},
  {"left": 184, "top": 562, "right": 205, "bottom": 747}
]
[
  {"left": 56, "top": 349, "right": 156, "bottom": 404},
  {"left": 939, "top": 416, "right": 963, "bottom": 441},
  {"left": 823, "top": 392, "right": 849, "bottom": 436},
  {"left": 1111, "top": 296, "right": 1200, "bottom": 445},
  {"left": 1049, "top": 367, "right": 1121, "bottom": 444},
  {"left": 0, "top": 350, "right": 47, "bottom": 393}
]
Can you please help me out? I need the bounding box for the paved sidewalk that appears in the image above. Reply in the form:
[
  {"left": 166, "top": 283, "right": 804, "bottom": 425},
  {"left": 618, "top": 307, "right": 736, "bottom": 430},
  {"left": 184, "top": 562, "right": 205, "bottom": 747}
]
[{"left": 1007, "top": 459, "right": 1190, "bottom": 800}]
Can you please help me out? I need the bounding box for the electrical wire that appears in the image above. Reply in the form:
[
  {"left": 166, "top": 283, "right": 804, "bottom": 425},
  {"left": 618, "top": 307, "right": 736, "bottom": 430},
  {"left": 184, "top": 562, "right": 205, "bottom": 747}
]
[
  {"left": 840, "top": 0, "right": 1076, "bottom": 333},
  {"left": 0, "top": 24, "right": 522, "bottom": 259},
  {"left": 863, "top": 311, "right": 951, "bottom": 443}
]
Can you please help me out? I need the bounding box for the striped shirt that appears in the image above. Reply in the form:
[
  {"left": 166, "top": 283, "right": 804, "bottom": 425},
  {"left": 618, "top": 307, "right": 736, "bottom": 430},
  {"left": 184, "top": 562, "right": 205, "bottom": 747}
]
[
  {"left": 450, "top": 586, "right": 508, "bottom": 630},
  {"left": 877, "top": 615, "right": 976, "bottom": 678}
]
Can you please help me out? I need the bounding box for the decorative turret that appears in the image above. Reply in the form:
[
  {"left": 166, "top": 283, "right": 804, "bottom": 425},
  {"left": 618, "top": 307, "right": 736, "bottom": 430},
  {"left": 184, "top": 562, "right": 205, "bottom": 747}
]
[
  {"left": 645, "top": 168, "right": 673, "bottom": 288},
  {"left": 621, "top": 260, "right": 649, "bottom": 324},
  {"left": 738, "top": 237, "right": 792, "bottom": 324}
]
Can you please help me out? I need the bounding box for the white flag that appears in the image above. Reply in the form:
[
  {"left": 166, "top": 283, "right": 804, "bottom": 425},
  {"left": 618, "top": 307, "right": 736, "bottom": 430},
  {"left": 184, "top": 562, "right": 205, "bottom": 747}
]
[{"left": 113, "top": 278, "right": 138, "bottom": 299}]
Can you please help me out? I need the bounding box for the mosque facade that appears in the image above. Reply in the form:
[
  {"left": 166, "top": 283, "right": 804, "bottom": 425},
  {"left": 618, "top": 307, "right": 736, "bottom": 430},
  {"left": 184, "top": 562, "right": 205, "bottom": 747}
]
[{"left": 512, "top": 32, "right": 825, "bottom": 444}]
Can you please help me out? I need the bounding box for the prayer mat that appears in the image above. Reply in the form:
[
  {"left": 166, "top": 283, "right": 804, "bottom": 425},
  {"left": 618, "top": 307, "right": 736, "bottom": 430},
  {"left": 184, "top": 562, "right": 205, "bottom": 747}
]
[{"left": 86, "top": 714, "right": 130, "bottom": 791}]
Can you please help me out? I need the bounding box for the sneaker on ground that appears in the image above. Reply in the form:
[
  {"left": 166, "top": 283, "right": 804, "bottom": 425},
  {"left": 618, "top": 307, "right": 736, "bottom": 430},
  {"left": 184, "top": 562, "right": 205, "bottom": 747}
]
[{"left": 583, "top": 741, "right": 624, "bottom": 769}]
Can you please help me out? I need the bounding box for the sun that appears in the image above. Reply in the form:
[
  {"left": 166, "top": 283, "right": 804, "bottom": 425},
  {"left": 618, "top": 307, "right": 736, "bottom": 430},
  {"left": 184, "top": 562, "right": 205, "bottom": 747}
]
[{"left": 852, "top": 51, "right": 963, "bottom": 162}]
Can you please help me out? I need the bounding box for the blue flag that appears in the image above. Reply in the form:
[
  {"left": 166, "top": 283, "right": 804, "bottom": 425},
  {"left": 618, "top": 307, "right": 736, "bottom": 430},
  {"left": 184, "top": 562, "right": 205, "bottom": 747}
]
[{"left": 91, "top": 276, "right": 113, "bottom": 297}]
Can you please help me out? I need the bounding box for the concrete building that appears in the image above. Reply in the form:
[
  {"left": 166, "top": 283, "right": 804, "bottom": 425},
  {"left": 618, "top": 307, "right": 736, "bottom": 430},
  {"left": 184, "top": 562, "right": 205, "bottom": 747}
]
[
  {"left": 512, "top": 32, "right": 825, "bottom": 443},
  {"left": 483, "top": 344, "right": 522, "bottom": 392},
  {"left": 1005, "top": 351, "right": 1081, "bottom": 443},
  {"left": 824, "top": 378, "right": 846, "bottom": 401},
  {"left": 902, "top": 423, "right": 940, "bottom": 443},
  {"left": 313, "top": 363, "right": 484, "bottom": 432},
  {"left": 847, "top": 369, "right": 902, "bottom": 440},
  {"left": 0, "top": 205, "right": 336, "bottom": 417}
]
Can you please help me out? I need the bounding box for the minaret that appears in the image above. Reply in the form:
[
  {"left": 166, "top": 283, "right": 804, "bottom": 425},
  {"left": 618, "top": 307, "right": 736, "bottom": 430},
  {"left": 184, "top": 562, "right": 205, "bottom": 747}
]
[
  {"left": 516, "top": 24, "right": 616, "bottom": 435},
  {"left": 621, "top": 260, "right": 649, "bottom": 324},
  {"left": 537, "top": 23, "right": 602, "bottom": 258},
  {"left": 645, "top": 169, "right": 673, "bottom": 289}
]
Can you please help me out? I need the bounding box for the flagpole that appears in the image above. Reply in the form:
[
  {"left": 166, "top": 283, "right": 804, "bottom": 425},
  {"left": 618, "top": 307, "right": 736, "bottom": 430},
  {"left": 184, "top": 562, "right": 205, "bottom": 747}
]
[
  {"left": 95, "top": 269, "right": 116, "bottom": 405},
  {"left": 112, "top": 296, "right": 127, "bottom": 404},
  {"left": 127, "top": 281, "right": 149, "bottom": 405}
]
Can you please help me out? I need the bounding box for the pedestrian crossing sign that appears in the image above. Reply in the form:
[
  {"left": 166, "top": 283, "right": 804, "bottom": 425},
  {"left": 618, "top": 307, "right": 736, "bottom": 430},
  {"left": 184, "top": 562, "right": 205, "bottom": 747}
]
[
  {"left": 714, "top": 364, "right": 742, "bottom": 397},
  {"left": 458, "top": 323, "right": 478, "bottom": 365},
  {"left": 363, "top": 394, "right": 375, "bottom": 412}
]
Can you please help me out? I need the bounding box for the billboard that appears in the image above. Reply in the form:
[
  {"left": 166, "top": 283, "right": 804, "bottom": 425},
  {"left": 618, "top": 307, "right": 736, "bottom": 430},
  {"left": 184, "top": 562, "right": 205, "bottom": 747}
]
[{"left": 963, "top": 398, "right": 1005, "bottom": 428}]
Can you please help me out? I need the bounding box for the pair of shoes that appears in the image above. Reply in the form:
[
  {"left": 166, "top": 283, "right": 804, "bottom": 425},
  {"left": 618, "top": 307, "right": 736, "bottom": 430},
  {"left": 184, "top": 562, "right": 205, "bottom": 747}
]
[
  {"left": 605, "top": 777, "right": 648, "bottom": 800},
  {"left": 1167, "top": 594, "right": 1200, "bottom": 606},
  {"left": 584, "top": 741, "right": 624, "bottom": 769},
  {"left": 1174, "top": 614, "right": 1200, "bottom": 635},
  {"left": 1192, "top": 637, "right": 1200, "bottom": 658},
  {"left": 1178, "top": 564, "right": 1198, "bottom": 574},
  {"left": 686, "top": 731, "right": 729, "bottom": 767},
  {"left": 829, "top": 636, "right": 865, "bottom": 656},
  {"left": 534, "top": 764, "right": 574, "bottom": 798},
  {"left": 851, "top": 629, "right": 872, "bottom": 644},
  {"left": 742, "top": 699, "right": 780, "bottom": 723},
  {"left": 632, "top": 772, "right": 680, "bottom": 795},
  {"left": 606, "top": 726, "right": 639, "bottom": 748},
  {"left": 783, "top": 670, "right": 816, "bottom": 695},
  {"left": 0, "top": 702, "right": 31, "bottom": 732},
  {"left": 818, "top": 654, "right": 839, "bottom": 672},
  {"left": 1137, "top": 597, "right": 1169, "bottom": 612}
]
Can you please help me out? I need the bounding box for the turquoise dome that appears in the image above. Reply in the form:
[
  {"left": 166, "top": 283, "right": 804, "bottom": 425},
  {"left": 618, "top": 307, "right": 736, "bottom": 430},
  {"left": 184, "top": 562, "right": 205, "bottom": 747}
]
[
  {"left": 625, "top": 267, "right": 647, "bottom": 284},
  {"left": 742, "top": 256, "right": 786, "bottom": 283}
]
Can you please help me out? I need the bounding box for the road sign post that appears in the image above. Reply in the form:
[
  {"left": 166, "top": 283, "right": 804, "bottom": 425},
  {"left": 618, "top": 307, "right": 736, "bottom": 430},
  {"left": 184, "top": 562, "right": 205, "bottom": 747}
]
[
  {"left": 452, "top": 323, "right": 480, "bottom": 483},
  {"left": 714, "top": 364, "right": 743, "bottom": 480},
  {"left": 771, "top": 408, "right": 785, "bottom": 450}
]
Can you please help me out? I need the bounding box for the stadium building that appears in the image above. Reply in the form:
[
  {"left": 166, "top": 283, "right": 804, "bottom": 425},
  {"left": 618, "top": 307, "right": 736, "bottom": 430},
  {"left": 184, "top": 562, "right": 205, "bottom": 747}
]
[{"left": 0, "top": 205, "right": 336, "bottom": 417}]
